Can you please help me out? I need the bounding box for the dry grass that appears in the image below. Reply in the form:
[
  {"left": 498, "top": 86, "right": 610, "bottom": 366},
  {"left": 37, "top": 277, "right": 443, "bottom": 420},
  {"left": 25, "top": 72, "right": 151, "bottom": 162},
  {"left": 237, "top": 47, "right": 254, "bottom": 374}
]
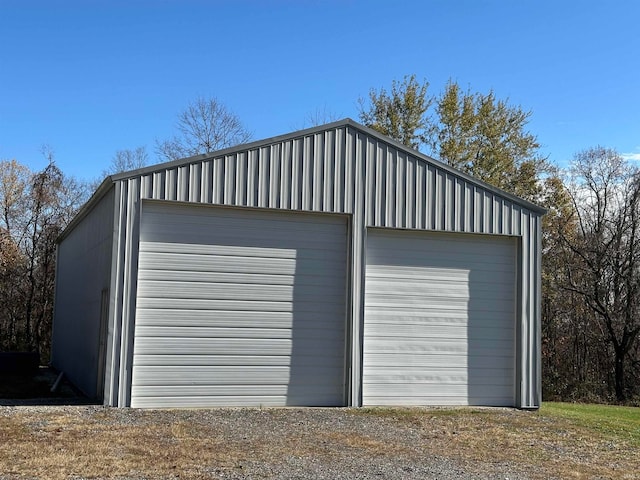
[
  {"left": 355, "top": 405, "right": 639, "bottom": 479},
  {"left": 0, "top": 404, "right": 638, "bottom": 479},
  {"left": 0, "top": 413, "right": 224, "bottom": 478}
]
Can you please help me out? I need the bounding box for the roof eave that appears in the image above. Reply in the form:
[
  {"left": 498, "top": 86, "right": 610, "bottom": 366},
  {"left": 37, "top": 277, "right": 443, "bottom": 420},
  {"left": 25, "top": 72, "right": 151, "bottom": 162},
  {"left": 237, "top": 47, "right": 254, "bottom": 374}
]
[{"left": 56, "top": 176, "right": 115, "bottom": 244}]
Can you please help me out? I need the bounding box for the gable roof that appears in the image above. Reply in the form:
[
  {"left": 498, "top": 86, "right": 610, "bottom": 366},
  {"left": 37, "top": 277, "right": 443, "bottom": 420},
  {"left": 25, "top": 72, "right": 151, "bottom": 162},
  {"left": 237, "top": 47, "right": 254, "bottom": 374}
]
[
  {"left": 65, "top": 118, "right": 546, "bottom": 243},
  {"left": 110, "top": 118, "right": 546, "bottom": 214}
]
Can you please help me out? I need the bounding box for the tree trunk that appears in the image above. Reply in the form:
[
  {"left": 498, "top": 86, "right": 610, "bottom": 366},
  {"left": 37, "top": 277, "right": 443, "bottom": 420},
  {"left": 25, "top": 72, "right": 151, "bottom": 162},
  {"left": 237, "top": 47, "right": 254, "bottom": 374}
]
[{"left": 614, "top": 353, "right": 626, "bottom": 402}]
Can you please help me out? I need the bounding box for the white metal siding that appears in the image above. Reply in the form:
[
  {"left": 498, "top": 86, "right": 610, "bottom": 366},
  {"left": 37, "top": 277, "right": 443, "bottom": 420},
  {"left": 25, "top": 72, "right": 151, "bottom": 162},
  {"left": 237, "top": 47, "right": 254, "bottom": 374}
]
[
  {"left": 130, "top": 201, "right": 347, "bottom": 407},
  {"left": 363, "top": 229, "right": 516, "bottom": 406},
  {"left": 95, "top": 119, "right": 542, "bottom": 407}
]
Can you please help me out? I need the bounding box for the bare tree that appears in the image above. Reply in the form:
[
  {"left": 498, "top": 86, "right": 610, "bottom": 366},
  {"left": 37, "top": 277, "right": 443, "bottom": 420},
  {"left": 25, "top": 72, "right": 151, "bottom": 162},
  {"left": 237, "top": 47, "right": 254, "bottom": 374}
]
[
  {"left": 0, "top": 159, "right": 30, "bottom": 349},
  {"left": 106, "top": 147, "right": 148, "bottom": 175},
  {"left": 556, "top": 147, "right": 640, "bottom": 401},
  {"left": 90, "top": 146, "right": 149, "bottom": 191},
  {"left": 296, "top": 105, "right": 341, "bottom": 129},
  {"left": 156, "top": 97, "right": 252, "bottom": 161}
]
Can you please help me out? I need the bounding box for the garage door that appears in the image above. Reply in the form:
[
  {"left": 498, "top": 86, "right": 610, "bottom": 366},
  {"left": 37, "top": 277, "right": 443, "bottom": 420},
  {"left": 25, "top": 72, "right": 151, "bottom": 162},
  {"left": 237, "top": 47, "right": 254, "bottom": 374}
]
[
  {"left": 363, "top": 229, "right": 516, "bottom": 406},
  {"left": 131, "top": 202, "right": 348, "bottom": 408}
]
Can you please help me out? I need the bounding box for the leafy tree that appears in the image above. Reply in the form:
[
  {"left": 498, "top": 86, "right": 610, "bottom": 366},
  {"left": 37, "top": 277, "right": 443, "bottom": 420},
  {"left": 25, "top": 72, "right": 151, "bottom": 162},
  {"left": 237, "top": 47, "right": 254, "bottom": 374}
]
[
  {"left": 358, "top": 76, "right": 546, "bottom": 202},
  {"left": 430, "top": 82, "right": 547, "bottom": 201},
  {"left": 358, "top": 74, "right": 432, "bottom": 149},
  {"left": 359, "top": 76, "right": 640, "bottom": 403},
  {"left": 156, "top": 96, "right": 252, "bottom": 161}
]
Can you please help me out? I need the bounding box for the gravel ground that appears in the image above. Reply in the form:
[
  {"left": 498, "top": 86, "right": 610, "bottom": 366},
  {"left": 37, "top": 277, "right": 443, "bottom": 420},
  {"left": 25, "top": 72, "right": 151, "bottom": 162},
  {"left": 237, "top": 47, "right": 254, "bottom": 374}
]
[{"left": 0, "top": 404, "right": 540, "bottom": 480}]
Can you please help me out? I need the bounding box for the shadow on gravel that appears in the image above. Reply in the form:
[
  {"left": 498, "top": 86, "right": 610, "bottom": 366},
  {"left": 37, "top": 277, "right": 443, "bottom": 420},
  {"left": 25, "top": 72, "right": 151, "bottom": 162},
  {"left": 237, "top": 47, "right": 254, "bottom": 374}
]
[{"left": 0, "top": 366, "right": 98, "bottom": 406}]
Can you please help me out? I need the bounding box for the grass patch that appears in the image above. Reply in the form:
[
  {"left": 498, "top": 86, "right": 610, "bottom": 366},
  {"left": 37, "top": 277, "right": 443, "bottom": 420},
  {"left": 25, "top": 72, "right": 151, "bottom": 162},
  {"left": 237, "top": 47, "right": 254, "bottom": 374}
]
[
  {"left": 541, "top": 402, "right": 640, "bottom": 447},
  {"left": 354, "top": 403, "right": 639, "bottom": 479}
]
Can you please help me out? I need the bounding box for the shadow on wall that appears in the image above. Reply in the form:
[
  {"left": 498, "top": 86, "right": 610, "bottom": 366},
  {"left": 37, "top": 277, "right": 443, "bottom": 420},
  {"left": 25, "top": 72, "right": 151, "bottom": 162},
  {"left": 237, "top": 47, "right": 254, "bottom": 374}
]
[
  {"left": 363, "top": 229, "right": 516, "bottom": 407},
  {"left": 287, "top": 218, "right": 348, "bottom": 406},
  {"left": 466, "top": 238, "right": 516, "bottom": 407},
  {"left": 0, "top": 366, "right": 95, "bottom": 406}
]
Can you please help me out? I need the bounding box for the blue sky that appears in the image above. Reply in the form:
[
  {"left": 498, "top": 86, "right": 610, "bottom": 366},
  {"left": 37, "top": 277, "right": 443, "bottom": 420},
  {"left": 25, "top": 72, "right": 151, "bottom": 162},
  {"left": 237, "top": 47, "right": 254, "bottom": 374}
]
[{"left": 1, "top": 0, "right": 638, "bottom": 181}]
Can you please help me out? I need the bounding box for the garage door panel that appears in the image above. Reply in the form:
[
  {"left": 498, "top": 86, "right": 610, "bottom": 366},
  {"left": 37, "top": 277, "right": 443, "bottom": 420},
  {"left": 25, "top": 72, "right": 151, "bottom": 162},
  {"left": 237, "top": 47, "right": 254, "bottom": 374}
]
[
  {"left": 139, "top": 251, "right": 346, "bottom": 276},
  {"left": 368, "top": 234, "right": 513, "bottom": 256},
  {"left": 131, "top": 393, "right": 344, "bottom": 409},
  {"left": 138, "top": 270, "right": 343, "bottom": 288},
  {"left": 364, "top": 366, "right": 514, "bottom": 380},
  {"left": 141, "top": 242, "right": 347, "bottom": 262},
  {"left": 364, "top": 393, "right": 515, "bottom": 407},
  {"left": 135, "top": 325, "right": 346, "bottom": 341},
  {"left": 363, "top": 229, "right": 516, "bottom": 407},
  {"left": 366, "top": 264, "right": 514, "bottom": 279},
  {"left": 136, "top": 297, "right": 340, "bottom": 313},
  {"left": 365, "top": 300, "right": 515, "bottom": 316},
  {"left": 135, "top": 353, "right": 345, "bottom": 367},
  {"left": 363, "top": 339, "right": 514, "bottom": 355},
  {"left": 366, "top": 279, "right": 515, "bottom": 298},
  {"left": 132, "top": 365, "right": 346, "bottom": 386},
  {"left": 364, "top": 382, "right": 513, "bottom": 396},
  {"left": 136, "top": 298, "right": 291, "bottom": 311},
  {"left": 367, "top": 248, "right": 514, "bottom": 267},
  {"left": 137, "top": 281, "right": 345, "bottom": 304},
  {"left": 364, "top": 353, "right": 510, "bottom": 369},
  {"left": 135, "top": 331, "right": 344, "bottom": 355},
  {"left": 365, "top": 311, "right": 467, "bottom": 323},
  {"left": 133, "top": 384, "right": 344, "bottom": 398},
  {"left": 364, "top": 323, "right": 515, "bottom": 341},
  {"left": 132, "top": 202, "right": 347, "bottom": 408},
  {"left": 142, "top": 219, "right": 345, "bottom": 247},
  {"left": 135, "top": 309, "right": 329, "bottom": 328}
]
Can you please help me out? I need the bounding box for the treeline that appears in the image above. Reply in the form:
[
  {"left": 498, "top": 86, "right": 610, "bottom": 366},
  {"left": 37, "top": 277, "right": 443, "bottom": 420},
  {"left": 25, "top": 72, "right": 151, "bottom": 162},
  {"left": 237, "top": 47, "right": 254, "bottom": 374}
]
[
  {"left": 542, "top": 148, "right": 640, "bottom": 403},
  {"left": 1, "top": 80, "right": 639, "bottom": 404},
  {"left": 0, "top": 98, "right": 251, "bottom": 364},
  {"left": 357, "top": 76, "right": 640, "bottom": 404},
  {"left": 0, "top": 158, "right": 87, "bottom": 361}
]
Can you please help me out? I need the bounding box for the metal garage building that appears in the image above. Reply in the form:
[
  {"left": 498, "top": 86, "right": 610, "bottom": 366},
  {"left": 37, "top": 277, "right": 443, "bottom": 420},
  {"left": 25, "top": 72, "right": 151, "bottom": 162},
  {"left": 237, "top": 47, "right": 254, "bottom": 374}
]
[{"left": 51, "top": 119, "right": 544, "bottom": 409}]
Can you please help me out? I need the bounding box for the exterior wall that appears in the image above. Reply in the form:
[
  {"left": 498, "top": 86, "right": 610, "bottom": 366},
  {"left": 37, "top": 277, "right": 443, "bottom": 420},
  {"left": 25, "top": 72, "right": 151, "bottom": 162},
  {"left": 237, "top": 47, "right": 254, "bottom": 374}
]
[
  {"left": 103, "top": 179, "right": 142, "bottom": 406},
  {"left": 101, "top": 120, "right": 543, "bottom": 408},
  {"left": 359, "top": 136, "right": 541, "bottom": 408},
  {"left": 51, "top": 186, "right": 115, "bottom": 399}
]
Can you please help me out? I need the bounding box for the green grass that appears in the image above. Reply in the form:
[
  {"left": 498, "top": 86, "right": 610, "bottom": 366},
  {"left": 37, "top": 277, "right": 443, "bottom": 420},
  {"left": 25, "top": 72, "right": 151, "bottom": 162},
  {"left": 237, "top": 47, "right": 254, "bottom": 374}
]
[{"left": 541, "top": 402, "right": 640, "bottom": 447}]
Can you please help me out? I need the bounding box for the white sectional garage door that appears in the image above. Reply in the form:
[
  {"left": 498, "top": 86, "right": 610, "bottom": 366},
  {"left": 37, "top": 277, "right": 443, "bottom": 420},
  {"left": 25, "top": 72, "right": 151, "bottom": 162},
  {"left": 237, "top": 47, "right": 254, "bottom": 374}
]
[
  {"left": 363, "top": 229, "right": 516, "bottom": 406},
  {"left": 131, "top": 201, "right": 348, "bottom": 408}
]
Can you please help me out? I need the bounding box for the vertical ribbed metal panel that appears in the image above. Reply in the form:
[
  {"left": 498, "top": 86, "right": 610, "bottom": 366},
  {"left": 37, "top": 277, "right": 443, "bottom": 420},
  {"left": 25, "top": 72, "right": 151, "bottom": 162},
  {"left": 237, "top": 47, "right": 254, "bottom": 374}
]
[
  {"left": 359, "top": 134, "right": 536, "bottom": 238},
  {"left": 52, "top": 186, "right": 115, "bottom": 400},
  {"left": 103, "top": 120, "right": 542, "bottom": 408},
  {"left": 350, "top": 129, "right": 367, "bottom": 405},
  {"left": 136, "top": 128, "right": 357, "bottom": 216},
  {"left": 106, "top": 178, "right": 143, "bottom": 407}
]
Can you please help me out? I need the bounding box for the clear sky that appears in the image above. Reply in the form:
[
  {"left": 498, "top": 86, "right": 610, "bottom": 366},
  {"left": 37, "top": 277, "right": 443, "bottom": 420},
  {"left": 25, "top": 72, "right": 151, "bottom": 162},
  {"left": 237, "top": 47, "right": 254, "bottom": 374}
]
[{"left": 1, "top": 0, "right": 638, "bottom": 182}]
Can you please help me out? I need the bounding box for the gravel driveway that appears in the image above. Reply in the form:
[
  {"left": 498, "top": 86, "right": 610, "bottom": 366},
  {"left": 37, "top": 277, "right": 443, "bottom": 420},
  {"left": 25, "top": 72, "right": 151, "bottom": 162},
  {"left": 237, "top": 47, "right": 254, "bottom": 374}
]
[{"left": 0, "top": 405, "right": 544, "bottom": 480}]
